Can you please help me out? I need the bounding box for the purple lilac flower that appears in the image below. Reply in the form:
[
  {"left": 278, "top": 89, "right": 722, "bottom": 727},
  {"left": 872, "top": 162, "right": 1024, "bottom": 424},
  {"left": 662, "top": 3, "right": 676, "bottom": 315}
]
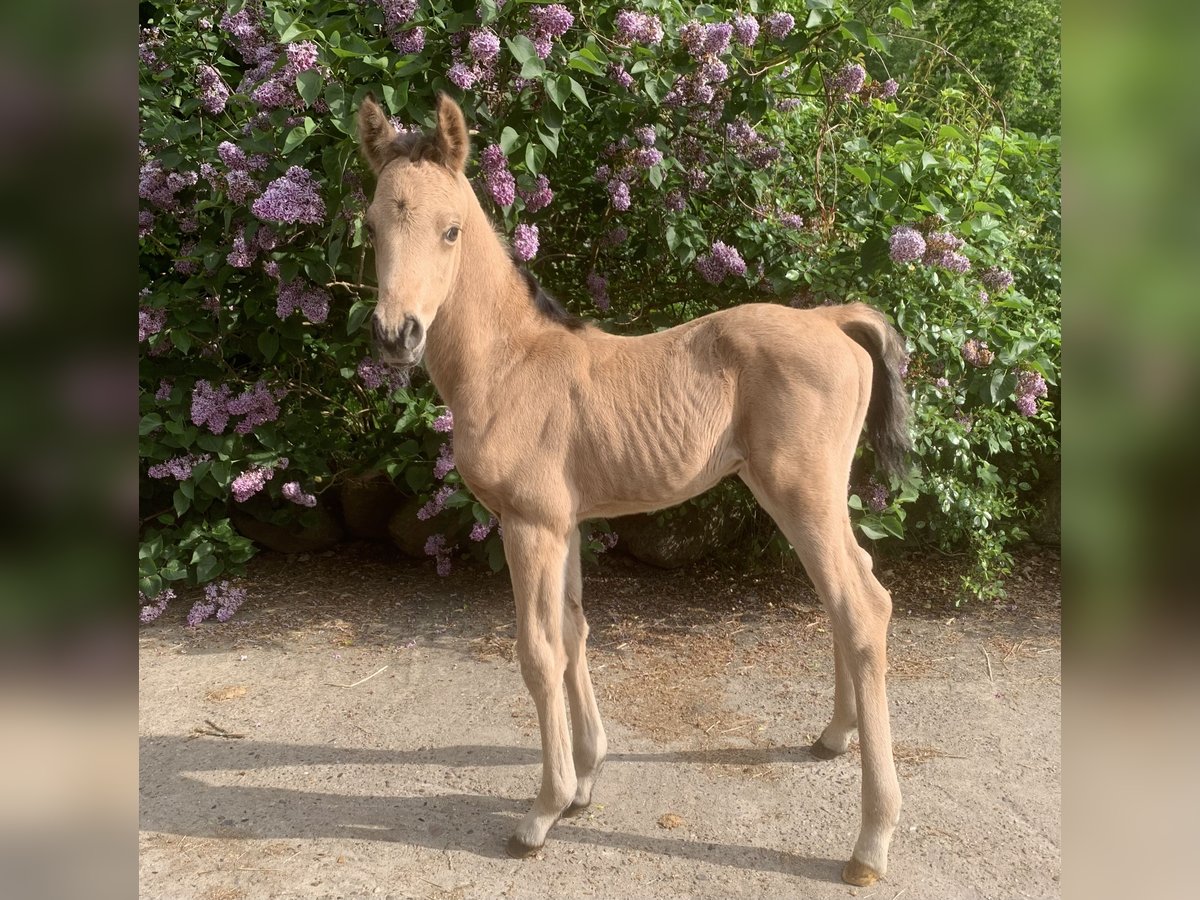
[
  {"left": 518, "top": 175, "right": 554, "bottom": 212},
  {"left": 605, "top": 225, "right": 628, "bottom": 246},
  {"left": 529, "top": 5, "right": 574, "bottom": 38},
  {"left": 633, "top": 126, "right": 656, "bottom": 147},
  {"left": 979, "top": 289, "right": 990, "bottom": 305},
  {"left": 196, "top": 64, "right": 230, "bottom": 114},
  {"left": 469, "top": 28, "right": 501, "bottom": 62},
  {"left": 252, "top": 167, "right": 325, "bottom": 225},
  {"left": 1015, "top": 369, "right": 1048, "bottom": 416},
  {"left": 285, "top": 40, "right": 319, "bottom": 74},
  {"left": 480, "top": 144, "right": 516, "bottom": 206},
  {"left": 418, "top": 484, "right": 456, "bottom": 520},
  {"left": 664, "top": 190, "right": 685, "bottom": 212},
  {"left": 147, "top": 453, "right": 211, "bottom": 481},
  {"left": 596, "top": 532, "right": 619, "bottom": 551},
  {"left": 433, "top": 442, "right": 456, "bottom": 480},
  {"left": 512, "top": 223, "right": 539, "bottom": 261},
  {"left": 470, "top": 517, "right": 497, "bottom": 541},
  {"left": 225, "top": 170, "right": 259, "bottom": 205},
  {"left": 139, "top": 210, "right": 156, "bottom": 237},
  {"left": 633, "top": 147, "right": 663, "bottom": 169},
  {"left": 607, "top": 180, "right": 631, "bottom": 211},
  {"left": 614, "top": 10, "right": 664, "bottom": 45},
  {"left": 889, "top": 225, "right": 926, "bottom": 264},
  {"left": 424, "top": 533, "right": 454, "bottom": 576},
  {"left": 139, "top": 306, "right": 167, "bottom": 342},
  {"left": 379, "top": 0, "right": 418, "bottom": 28},
  {"left": 878, "top": 78, "right": 899, "bottom": 99},
  {"left": 432, "top": 410, "right": 454, "bottom": 433},
  {"left": 447, "top": 62, "right": 478, "bottom": 89},
  {"left": 828, "top": 62, "right": 867, "bottom": 99},
  {"left": 226, "top": 381, "right": 283, "bottom": 434},
  {"left": 139, "top": 27, "right": 166, "bottom": 72},
  {"left": 139, "top": 160, "right": 197, "bottom": 211},
  {"left": 357, "top": 357, "right": 409, "bottom": 390},
  {"left": 934, "top": 377, "right": 950, "bottom": 390},
  {"left": 155, "top": 379, "right": 172, "bottom": 401},
  {"left": 139, "top": 589, "right": 175, "bottom": 624},
  {"left": 211, "top": 581, "right": 248, "bottom": 623},
  {"left": 679, "top": 21, "right": 732, "bottom": 59},
  {"left": 586, "top": 272, "right": 610, "bottom": 312},
  {"left": 779, "top": 213, "right": 804, "bottom": 230},
  {"left": 392, "top": 27, "right": 425, "bottom": 55},
  {"left": 961, "top": 339, "right": 995, "bottom": 368},
  {"left": 231, "top": 465, "right": 275, "bottom": 502},
  {"left": 733, "top": 15, "right": 760, "bottom": 46},
  {"left": 981, "top": 266, "right": 1015, "bottom": 293},
  {"left": 695, "top": 240, "right": 747, "bottom": 284},
  {"left": 220, "top": 8, "right": 273, "bottom": 65},
  {"left": 282, "top": 481, "right": 318, "bottom": 507},
  {"left": 763, "top": 12, "right": 795, "bottom": 41},
  {"left": 778, "top": 97, "right": 803, "bottom": 112},
  {"left": 864, "top": 478, "right": 889, "bottom": 512},
  {"left": 608, "top": 64, "right": 634, "bottom": 90},
  {"left": 923, "top": 247, "right": 971, "bottom": 273},
  {"left": 191, "top": 380, "right": 233, "bottom": 433},
  {"left": 275, "top": 278, "right": 330, "bottom": 323},
  {"left": 227, "top": 227, "right": 257, "bottom": 268}
]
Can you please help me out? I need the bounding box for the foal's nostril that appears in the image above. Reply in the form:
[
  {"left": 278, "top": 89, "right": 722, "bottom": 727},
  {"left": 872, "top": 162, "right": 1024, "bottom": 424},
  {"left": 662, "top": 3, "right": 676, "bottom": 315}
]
[
  {"left": 371, "top": 316, "right": 387, "bottom": 347},
  {"left": 399, "top": 314, "right": 424, "bottom": 351}
]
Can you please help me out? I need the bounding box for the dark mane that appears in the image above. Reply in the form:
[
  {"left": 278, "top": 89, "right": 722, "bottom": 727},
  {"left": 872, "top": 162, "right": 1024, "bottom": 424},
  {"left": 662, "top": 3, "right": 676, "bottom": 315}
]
[{"left": 512, "top": 255, "right": 586, "bottom": 331}]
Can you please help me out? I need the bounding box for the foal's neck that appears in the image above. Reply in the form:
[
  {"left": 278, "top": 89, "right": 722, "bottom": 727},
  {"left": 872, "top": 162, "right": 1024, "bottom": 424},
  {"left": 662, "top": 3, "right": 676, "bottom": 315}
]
[{"left": 422, "top": 201, "right": 545, "bottom": 412}]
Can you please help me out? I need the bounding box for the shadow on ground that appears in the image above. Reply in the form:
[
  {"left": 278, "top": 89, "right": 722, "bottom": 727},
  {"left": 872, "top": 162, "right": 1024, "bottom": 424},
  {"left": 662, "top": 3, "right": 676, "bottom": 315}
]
[{"left": 139, "top": 735, "right": 844, "bottom": 883}]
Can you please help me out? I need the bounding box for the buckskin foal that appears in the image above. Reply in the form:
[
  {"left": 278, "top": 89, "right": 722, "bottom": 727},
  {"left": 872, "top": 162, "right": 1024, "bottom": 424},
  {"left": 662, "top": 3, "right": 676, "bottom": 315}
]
[{"left": 357, "top": 93, "right": 910, "bottom": 887}]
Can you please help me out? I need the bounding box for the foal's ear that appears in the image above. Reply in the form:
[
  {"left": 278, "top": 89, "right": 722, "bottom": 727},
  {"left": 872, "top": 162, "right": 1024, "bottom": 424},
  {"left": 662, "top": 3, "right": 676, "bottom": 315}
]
[
  {"left": 433, "top": 92, "right": 470, "bottom": 172},
  {"left": 357, "top": 95, "right": 398, "bottom": 174}
]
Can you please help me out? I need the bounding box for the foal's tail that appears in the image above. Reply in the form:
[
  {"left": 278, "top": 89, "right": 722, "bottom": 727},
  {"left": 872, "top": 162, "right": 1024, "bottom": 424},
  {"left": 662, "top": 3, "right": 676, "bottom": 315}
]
[{"left": 832, "top": 304, "right": 912, "bottom": 480}]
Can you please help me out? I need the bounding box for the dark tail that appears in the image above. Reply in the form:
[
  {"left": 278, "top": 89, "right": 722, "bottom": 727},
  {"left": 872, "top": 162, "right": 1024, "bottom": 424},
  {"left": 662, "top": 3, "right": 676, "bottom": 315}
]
[{"left": 835, "top": 304, "right": 912, "bottom": 480}]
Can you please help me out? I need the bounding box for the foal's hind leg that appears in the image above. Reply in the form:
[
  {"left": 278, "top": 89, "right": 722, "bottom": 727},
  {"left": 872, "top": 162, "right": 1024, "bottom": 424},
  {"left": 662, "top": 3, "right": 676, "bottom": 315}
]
[
  {"left": 811, "top": 639, "right": 858, "bottom": 758},
  {"left": 743, "top": 472, "right": 901, "bottom": 886},
  {"left": 502, "top": 517, "right": 577, "bottom": 857},
  {"left": 562, "top": 529, "right": 607, "bottom": 814}
]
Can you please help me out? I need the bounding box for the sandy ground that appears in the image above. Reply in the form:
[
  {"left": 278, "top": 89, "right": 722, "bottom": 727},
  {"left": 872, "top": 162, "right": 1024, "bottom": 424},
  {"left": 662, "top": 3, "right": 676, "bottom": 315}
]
[{"left": 139, "top": 546, "right": 1060, "bottom": 900}]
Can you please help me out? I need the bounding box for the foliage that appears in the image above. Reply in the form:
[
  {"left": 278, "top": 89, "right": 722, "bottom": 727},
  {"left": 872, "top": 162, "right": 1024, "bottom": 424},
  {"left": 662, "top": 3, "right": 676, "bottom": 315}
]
[{"left": 139, "top": 0, "right": 1060, "bottom": 618}]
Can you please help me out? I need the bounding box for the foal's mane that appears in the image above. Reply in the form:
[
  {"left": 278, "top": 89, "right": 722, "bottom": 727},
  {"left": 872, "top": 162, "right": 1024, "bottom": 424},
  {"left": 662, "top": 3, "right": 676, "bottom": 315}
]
[{"left": 509, "top": 252, "right": 586, "bottom": 332}]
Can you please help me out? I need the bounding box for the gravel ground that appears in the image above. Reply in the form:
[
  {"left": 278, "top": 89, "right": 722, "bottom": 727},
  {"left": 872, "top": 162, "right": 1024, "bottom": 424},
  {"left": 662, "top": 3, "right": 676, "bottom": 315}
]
[{"left": 139, "top": 545, "right": 1060, "bottom": 900}]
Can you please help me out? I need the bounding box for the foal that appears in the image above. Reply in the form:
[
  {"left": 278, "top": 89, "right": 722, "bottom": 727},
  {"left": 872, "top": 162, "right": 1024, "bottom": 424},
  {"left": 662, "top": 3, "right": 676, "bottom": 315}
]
[{"left": 357, "top": 94, "right": 909, "bottom": 887}]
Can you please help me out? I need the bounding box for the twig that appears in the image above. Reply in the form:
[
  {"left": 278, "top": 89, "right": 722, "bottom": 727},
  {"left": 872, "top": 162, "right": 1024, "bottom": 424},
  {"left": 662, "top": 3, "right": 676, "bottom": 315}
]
[
  {"left": 190, "top": 719, "right": 245, "bottom": 739},
  {"left": 982, "top": 647, "right": 994, "bottom": 684},
  {"left": 327, "top": 664, "right": 389, "bottom": 688},
  {"left": 891, "top": 889, "right": 908, "bottom": 900}
]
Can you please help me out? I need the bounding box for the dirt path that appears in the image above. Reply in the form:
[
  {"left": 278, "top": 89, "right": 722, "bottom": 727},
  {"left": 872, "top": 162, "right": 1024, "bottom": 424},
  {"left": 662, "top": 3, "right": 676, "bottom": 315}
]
[{"left": 139, "top": 546, "right": 1060, "bottom": 899}]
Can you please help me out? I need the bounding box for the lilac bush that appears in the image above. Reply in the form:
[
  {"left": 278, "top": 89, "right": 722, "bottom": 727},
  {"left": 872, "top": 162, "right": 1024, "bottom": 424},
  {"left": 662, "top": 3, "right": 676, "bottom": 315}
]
[{"left": 140, "top": 0, "right": 1058, "bottom": 610}]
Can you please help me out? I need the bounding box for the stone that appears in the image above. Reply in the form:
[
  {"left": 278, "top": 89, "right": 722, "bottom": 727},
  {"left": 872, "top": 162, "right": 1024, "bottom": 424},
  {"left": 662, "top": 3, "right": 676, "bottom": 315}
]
[
  {"left": 388, "top": 495, "right": 447, "bottom": 559},
  {"left": 340, "top": 474, "right": 405, "bottom": 540},
  {"left": 231, "top": 502, "right": 343, "bottom": 554},
  {"left": 611, "top": 502, "right": 748, "bottom": 569}
]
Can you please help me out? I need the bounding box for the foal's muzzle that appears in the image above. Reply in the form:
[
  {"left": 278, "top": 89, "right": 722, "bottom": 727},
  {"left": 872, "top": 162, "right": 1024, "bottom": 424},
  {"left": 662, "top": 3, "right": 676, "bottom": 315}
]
[{"left": 373, "top": 314, "right": 425, "bottom": 366}]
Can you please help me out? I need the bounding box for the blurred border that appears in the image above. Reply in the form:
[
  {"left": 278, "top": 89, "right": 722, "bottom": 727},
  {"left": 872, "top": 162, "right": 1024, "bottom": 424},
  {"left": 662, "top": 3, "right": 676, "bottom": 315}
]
[
  {"left": 1065, "top": 2, "right": 1200, "bottom": 897},
  {"left": 0, "top": 2, "right": 134, "bottom": 899}
]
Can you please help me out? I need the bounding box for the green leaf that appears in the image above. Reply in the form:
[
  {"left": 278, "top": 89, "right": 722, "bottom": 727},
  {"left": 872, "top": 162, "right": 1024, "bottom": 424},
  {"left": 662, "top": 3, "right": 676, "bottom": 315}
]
[
  {"left": 939, "top": 124, "right": 968, "bottom": 142},
  {"left": 842, "top": 20, "right": 869, "bottom": 45},
  {"left": 282, "top": 125, "right": 308, "bottom": 155},
  {"left": 568, "top": 77, "right": 589, "bottom": 109},
  {"left": 194, "top": 553, "right": 222, "bottom": 582},
  {"left": 139, "top": 413, "right": 163, "bottom": 436},
  {"left": 347, "top": 299, "right": 373, "bottom": 335},
  {"left": 857, "top": 522, "right": 889, "bottom": 541},
  {"left": 845, "top": 165, "right": 872, "bottom": 186},
  {"left": 257, "top": 328, "right": 279, "bottom": 361},
  {"left": 173, "top": 489, "right": 190, "bottom": 518},
  {"left": 545, "top": 75, "right": 569, "bottom": 109},
  {"left": 647, "top": 165, "right": 663, "bottom": 188},
  {"left": 296, "top": 70, "right": 322, "bottom": 105},
  {"left": 567, "top": 53, "right": 604, "bottom": 77},
  {"left": 525, "top": 142, "right": 547, "bottom": 175},
  {"left": 538, "top": 126, "right": 559, "bottom": 156},
  {"left": 506, "top": 35, "right": 537, "bottom": 65},
  {"left": 499, "top": 126, "right": 521, "bottom": 155},
  {"left": 521, "top": 55, "right": 546, "bottom": 79},
  {"left": 890, "top": 5, "right": 914, "bottom": 28}
]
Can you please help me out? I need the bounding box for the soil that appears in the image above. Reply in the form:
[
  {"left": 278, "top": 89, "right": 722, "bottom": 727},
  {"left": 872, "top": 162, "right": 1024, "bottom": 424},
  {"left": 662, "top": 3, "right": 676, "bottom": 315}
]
[{"left": 139, "top": 543, "right": 1060, "bottom": 900}]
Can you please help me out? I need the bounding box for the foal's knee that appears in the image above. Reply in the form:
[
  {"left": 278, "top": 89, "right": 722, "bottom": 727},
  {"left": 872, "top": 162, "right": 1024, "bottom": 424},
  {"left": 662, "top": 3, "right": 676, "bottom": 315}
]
[{"left": 517, "top": 636, "right": 566, "bottom": 692}]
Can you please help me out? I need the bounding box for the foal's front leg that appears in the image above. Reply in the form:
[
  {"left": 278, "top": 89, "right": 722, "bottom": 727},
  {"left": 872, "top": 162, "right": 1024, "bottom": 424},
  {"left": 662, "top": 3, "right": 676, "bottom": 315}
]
[{"left": 503, "top": 517, "right": 577, "bottom": 857}]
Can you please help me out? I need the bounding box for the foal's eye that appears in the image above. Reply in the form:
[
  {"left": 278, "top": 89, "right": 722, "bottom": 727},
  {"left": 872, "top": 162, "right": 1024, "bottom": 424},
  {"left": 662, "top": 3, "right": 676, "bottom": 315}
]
[{"left": 444, "top": 225, "right": 461, "bottom": 244}]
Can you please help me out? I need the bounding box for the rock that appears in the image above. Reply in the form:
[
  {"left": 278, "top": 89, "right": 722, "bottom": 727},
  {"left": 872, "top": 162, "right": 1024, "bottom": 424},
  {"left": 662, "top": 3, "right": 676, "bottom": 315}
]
[
  {"left": 1028, "top": 472, "right": 1060, "bottom": 546},
  {"left": 611, "top": 502, "right": 748, "bottom": 569},
  {"left": 340, "top": 474, "right": 405, "bottom": 540},
  {"left": 231, "top": 502, "right": 343, "bottom": 554},
  {"left": 388, "top": 495, "right": 446, "bottom": 559}
]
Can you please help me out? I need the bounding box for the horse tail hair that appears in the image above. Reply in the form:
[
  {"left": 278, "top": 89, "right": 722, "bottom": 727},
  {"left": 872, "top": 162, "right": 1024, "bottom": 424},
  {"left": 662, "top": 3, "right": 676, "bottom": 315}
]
[{"left": 835, "top": 303, "right": 912, "bottom": 480}]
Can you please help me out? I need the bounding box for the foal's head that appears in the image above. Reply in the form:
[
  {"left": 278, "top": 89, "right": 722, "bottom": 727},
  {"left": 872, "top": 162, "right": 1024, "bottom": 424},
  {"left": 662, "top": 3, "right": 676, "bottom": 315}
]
[{"left": 357, "top": 93, "right": 473, "bottom": 366}]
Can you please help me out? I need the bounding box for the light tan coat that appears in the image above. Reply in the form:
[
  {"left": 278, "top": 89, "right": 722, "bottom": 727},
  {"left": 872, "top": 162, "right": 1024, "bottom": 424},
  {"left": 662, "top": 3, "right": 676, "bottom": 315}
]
[{"left": 357, "top": 94, "right": 910, "bottom": 887}]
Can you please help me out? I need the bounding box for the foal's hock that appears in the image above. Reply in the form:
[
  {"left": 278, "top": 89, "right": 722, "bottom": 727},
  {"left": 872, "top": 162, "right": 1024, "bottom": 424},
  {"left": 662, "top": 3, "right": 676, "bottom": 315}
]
[{"left": 357, "top": 93, "right": 910, "bottom": 887}]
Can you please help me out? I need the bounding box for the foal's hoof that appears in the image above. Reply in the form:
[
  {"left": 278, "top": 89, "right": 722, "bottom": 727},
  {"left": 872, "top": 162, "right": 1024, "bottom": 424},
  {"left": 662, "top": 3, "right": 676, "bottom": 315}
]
[
  {"left": 841, "top": 857, "right": 883, "bottom": 887},
  {"left": 810, "top": 738, "right": 846, "bottom": 760},
  {"left": 505, "top": 834, "right": 543, "bottom": 859},
  {"left": 562, "top": 800, "right": 590, "bottom": 818}
]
